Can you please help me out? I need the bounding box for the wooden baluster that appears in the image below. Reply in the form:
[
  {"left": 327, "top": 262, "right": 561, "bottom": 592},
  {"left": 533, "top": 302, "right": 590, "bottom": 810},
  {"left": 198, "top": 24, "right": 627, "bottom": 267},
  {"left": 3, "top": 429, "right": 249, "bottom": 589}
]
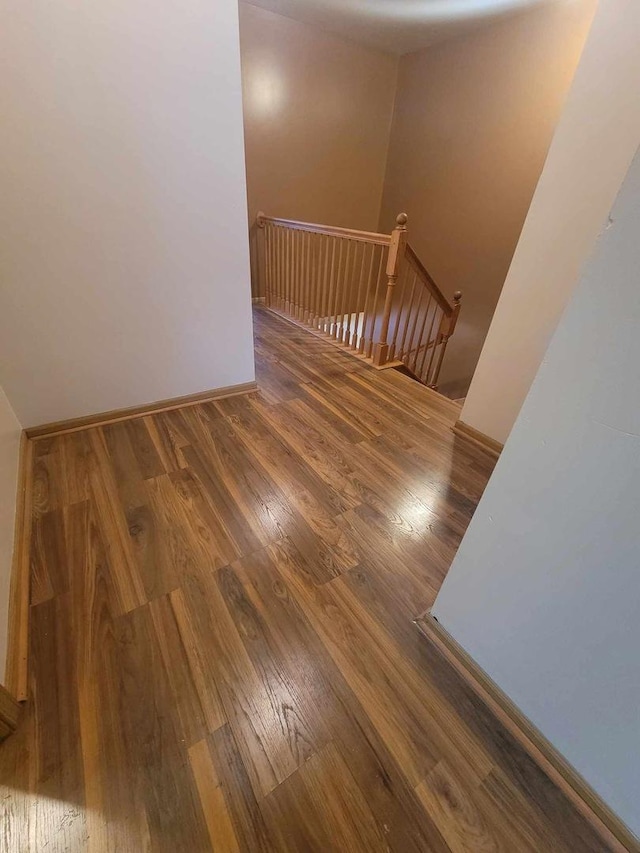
[
  {"left": 279, "top": 226, "right": 285, "bottom": 312},
  {"left": 364, "top": 246, "right": 385, "bottom": 358},
  {"left": 291, "top": 229, "right": 298, "bottom": 318},
  {"left": 346, "top": 240, "right": 358, "bottom": 344},
  {"left": 411, "top": 292, "right": 433, "bottom": 374},
  {"left": 351, "top": 241, "right": 364, "bottom": 348},
  {"left": 265, "top": 224, "right": 273, "bottom": 308},
  {"left": 429, "top": 291, "right": 462, "bottom": 388},
  {"left": 299, "top": 230, "right": 306, "bottom": 322},
  {"left": 420, "top": 307, "right": 443, "bottom": 385},
  {"left": 290, "top": 229, "right": 296, "bottom": 317},
  {"left": 331, "top": 238, "right": 344, "bottom": 339},
  {"left": 322, "top": 237, "right": 330, "bottom": 334},
  {"left": 349, "top": 241, "right": 364, "bottom": 347},
  {"left": 282, "top": 227, "right": 289, "bottom": 313},
  {"left": 279, "top": 226, "right": 285, "bottom": 310},
  {"left": 315, "top": 233, "right": 324, "bottom": 329},
  {"left": 302, "top": 230, "right": 309, "bottom": 325},
  {"left": 416, "top": 300, "right": 442, "bottom": 382},
  {"left": 373, "top": 213, "right": 407, "bottom": 367},
  {"left": 304, "top": 230, "right": 312, "bottom": 325},
  {"left": 337, "top": 239, "right": 351, "bottom": 341},
  {"left": 397, "top": 269, "right": 418, "bottom": 360},
  {"left": 325, "top": 238, "right": 337, "bottom": 336},
  {"left": 358, "top": 243, "right": 376, "bottom": 352},
  {"left": 273, "top": 226, "right": 280, "bottom": 308},
  {"left": 403, "top": 279, "right": 423, "bottom": 365},
  {"left": 317, "top": 235, "right": 326, "bottom": 331},
  {"left": 308, "top": 232, "right": 314, "bottom": 325},
  {"left": 276, "top": 226, "right": 284, "bottom": 311},
  {"left": 308, "top": 232, "right": 315, "bottom": 327},
  {"left": 396, "top": 263, "right": 415, "bottom": 358},
  {"left": 297, "top": 230, "right": 304, "bottom": 321},
  {"left": 340, "top": 240, "right": 352, "bottom": 345}
]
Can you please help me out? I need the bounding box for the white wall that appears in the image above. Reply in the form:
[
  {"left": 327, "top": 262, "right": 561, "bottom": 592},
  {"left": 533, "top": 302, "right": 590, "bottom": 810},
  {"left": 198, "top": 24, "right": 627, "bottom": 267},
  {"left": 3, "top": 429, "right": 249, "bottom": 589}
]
[
  {"left": 460, "top": 0, "right": 640, "bottom": 444},
  {"left": 0, "top": 0, "right": 255, "bottom": 428},
  {"left": 0, "top": 388, "right": 22, "bottom": 683},
  {"left": 434, "top": 146, "right": 640, "bottom": 839}
]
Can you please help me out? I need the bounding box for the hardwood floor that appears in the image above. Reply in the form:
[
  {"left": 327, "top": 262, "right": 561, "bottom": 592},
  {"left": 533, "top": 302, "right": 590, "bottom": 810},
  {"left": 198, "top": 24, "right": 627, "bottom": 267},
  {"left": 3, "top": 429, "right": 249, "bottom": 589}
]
[{"left": 1, "top": 305, "right": 609, "bottom": 852}]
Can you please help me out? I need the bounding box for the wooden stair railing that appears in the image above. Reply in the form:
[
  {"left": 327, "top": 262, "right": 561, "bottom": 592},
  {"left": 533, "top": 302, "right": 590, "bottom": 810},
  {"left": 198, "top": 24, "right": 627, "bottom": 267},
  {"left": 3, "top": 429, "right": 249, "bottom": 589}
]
[{"left": 256, "top": 211, "right": 461, "bottom": 390}]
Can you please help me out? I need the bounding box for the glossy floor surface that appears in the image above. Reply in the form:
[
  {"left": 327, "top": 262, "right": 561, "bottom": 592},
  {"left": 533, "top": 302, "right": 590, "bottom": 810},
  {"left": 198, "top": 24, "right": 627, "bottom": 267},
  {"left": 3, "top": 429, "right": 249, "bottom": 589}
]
[{"left": 1, "top": 306, "right": 609, "bottom": 851}]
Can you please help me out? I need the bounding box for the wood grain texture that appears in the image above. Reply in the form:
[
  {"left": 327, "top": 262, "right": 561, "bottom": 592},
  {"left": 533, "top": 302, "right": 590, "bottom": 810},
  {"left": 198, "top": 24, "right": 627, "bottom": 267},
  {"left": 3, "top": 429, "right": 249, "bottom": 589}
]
[
  {"left": 25, "top": 381, "right": 258, "bottom": 439},
  {"left": 416, "top": 613, "right": 635, "bottom": 853},
  {"left": 0, "top": 305, "right": 621, "bottom": 851},
  {"left": 4, "top": 431, "right": 33, "bottom": 700},
  {"left": 0, "top": 683, "right": 20, "bottom": 736}
]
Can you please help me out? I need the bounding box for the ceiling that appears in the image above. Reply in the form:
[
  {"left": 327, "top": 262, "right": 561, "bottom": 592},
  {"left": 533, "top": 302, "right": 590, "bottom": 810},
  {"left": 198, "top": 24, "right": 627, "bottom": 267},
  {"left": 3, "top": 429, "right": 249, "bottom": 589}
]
[{"left": 245, "top": 0, "right": 556, "bottom": 55}]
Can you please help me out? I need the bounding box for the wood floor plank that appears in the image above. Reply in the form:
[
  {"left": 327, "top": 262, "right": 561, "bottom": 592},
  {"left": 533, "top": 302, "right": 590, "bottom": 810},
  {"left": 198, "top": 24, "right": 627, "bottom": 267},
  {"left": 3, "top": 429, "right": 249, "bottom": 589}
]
[
  {"left": 58, "top": 430, "right": 93, "bottom": 505},
  {"left": 262, "top": 741, "right": 388, "bottom": 853},
  {"left": 217, "top": 559, "right": 328, "bottom": 759},
  {"left": 269, "top": 536, "right": 444, "bottom": 786},
  {"left": 169, "top": 584, "right": 227, "bottom": 734},
  {"left": 143, "top": 411, "right": 191, "bottom": 471},
  {"left": 188, "top": 736, "right": 241, "bottom": 853},
  {"left": 415, "top": 759, "right": 504, "bottom": 853},
  {"left": 67, "top": 502, "right": 152, "bottom": 852},
  {"left": 113, "top": 604, "right": 211, "bottom": 851},
  {"left": 0, "top": 696, "right": 35, "bottom": 853},
  {"left": 29, "top": 509, "right": 66, "bottom": 605},
  {"left": 207, "top": 724, "right": 277, "bottom": 853},
  {"left": 229, "top": 544, "right": 452, "bottom": 852},
  {"left": 173, "top": 568, "right": 317, "bottom": 797},
  {"left": 87, "top": 430, "right": 147, "bottom": 615},
  {"left": 29, "top": 594, "right": 88, "bottom": 850},
  {"left": 122, "top": 417, "right": 166, "bottom": 479},
  {"left": 10, "top": 303, "right": 617, "bottom": 852},
  {"left": 148, "top": 594, "right": 210, "bottom": 747},
  {"left": 167, "top": 466, "right": 241, "bottom": 570}
]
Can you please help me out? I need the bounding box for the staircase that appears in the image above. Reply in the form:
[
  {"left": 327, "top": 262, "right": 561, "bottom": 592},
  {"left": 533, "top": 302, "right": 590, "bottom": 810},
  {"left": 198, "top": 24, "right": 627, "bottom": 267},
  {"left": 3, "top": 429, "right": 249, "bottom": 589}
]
[{"left": 256, "top": 212, "right": 461, "bottom": 390}]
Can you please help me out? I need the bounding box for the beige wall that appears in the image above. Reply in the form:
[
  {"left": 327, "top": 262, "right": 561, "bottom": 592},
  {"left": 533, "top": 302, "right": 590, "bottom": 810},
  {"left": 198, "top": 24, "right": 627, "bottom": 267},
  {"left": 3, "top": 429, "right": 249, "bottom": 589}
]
[
  {"left": 0, "top": 0, "right": 254, "bottom": 427},
  {"left": 462, "top": 0, "right": 640, "bottom": 444},
  {"left": 379, "top": 0, "right": 596, "bottom": 398},
  {"left": 0, "top": 387, "right": 21, "bottom": 683},
  {"left": 239, "top": 2, "right": 398, "bottom": 293}
]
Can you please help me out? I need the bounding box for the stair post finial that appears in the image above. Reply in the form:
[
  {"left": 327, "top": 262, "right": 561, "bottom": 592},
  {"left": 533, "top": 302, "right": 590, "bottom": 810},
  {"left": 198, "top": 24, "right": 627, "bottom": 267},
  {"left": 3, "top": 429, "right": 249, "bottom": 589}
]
[
  {"left": 396, "top": 212, "right": 408, "bottom": 230},
  {"left": 447, "top": 291, "right": 462, "bottom": 339},
  {"left": 256, "top": 211, "right": 266, "bottom": 228}
]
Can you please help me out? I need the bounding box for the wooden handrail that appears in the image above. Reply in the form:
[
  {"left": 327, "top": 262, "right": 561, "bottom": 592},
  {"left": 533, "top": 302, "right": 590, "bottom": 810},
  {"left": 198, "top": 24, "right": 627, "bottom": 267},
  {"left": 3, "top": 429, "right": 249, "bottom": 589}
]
[
  {"left": 405, "top": 244, "right": 452, "bottom": 315},
  {"left": 257, "top": 213, "right": 391, "bottom": 247},
  {"left": 256, "top": 210, "right": 462, "bottom": 390}
]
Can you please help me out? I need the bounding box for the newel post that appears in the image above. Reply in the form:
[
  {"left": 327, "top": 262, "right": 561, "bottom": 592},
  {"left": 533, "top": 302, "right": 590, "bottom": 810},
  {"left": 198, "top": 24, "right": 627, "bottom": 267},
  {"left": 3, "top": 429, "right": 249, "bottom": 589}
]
[
  {"left": 373, "top": 213, "right": 408, "bottom": 367},
  {"left": 255, "top": 211, "right": 267, "bottom": 302},
  {"left": 446, "top": 291, "right": 462, "bottom": 339}
]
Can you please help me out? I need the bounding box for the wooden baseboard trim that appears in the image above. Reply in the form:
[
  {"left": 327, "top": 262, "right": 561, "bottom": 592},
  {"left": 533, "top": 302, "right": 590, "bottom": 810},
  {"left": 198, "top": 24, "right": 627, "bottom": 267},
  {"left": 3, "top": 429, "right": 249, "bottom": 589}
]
[
  {"left": 0, "top": 682, "right": 21, "bottom": 740},
  {"left": 415, "top": 612, "right": 636, "bottom": 853},
  {"left": 453, "top": 419, "right": 503, "bottom": 460},
  {"left": 4, "top": 432, "right": 34, "bottom": 702},
  {"left": 26, "top": 382, "right": 258, "bottom": 440}
]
